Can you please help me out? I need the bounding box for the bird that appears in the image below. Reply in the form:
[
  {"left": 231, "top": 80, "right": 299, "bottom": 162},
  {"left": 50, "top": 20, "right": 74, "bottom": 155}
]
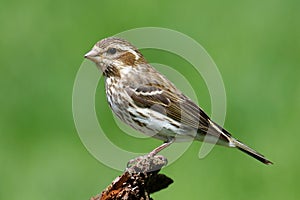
[{"left": 84, "top": 37, "right": 273, "bottom": 165}]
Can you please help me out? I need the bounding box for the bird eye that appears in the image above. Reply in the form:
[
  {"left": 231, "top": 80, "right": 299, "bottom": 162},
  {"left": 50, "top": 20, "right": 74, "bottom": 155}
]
[{"left": 107, "top": 48, "right": 117, "bottom": 55}]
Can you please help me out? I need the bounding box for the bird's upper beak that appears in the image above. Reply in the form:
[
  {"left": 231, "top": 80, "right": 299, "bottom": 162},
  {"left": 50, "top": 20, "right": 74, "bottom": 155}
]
[{"left": 84, "top": 49, "right": 101, "bottom": 63}]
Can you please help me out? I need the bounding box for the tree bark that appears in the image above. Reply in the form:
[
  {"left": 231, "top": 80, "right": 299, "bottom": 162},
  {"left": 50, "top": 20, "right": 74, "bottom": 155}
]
[{"left": 91, "top": 155, "right": 173, "bottom": 200}]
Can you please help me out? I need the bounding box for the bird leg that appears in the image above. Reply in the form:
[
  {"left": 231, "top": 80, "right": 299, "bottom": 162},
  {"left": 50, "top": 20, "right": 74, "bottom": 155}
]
[{"left": 148, "top": 139, "right": 175, "bottom": 157}]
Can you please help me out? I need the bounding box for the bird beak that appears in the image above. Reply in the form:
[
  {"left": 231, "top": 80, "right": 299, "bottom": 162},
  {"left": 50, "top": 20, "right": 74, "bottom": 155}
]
[
  {"left": 84, "top": 49, "right": 98, "bottom": 58},
  {"left": 84, "top": 49, "right": 100, "bottom": 63}
]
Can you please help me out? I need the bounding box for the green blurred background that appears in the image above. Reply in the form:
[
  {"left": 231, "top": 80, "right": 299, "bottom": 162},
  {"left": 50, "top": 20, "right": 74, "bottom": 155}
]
[{"left": 1, "top": 0, "right": 299, "bottom": 199}]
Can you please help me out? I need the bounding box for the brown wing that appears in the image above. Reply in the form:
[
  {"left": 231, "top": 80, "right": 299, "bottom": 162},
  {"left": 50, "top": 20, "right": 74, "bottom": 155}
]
[
  {"left": 125, "top": 85, "right": 232, "bottom": 143},
  {"left": 126, "top": 86, "right": 207, "bottom": 131}
]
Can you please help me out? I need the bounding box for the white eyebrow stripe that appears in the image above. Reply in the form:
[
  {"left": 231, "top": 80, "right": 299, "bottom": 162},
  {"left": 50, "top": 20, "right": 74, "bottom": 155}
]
[
  {"left": 118, "top": 46, "right": 140, "bottom": 60},
  {"left": 96, "top": 43, "right": 140, "bottom": 60}
]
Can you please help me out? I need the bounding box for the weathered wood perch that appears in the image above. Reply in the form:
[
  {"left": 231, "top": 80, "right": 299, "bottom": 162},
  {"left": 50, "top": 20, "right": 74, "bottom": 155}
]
[{"left": 91, "top": 155, "right": 173, "bottom": 200}]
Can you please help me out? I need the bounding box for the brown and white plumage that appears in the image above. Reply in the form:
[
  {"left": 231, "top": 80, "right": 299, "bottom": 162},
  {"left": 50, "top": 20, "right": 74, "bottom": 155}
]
[{"left": 85, "top": 37, "right": 273, "bottom": 165}]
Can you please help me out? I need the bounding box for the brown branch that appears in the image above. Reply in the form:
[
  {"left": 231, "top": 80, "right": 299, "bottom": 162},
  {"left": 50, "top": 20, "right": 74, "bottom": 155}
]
[{"left": 91, "top": 155, "right": 173, "bottom": 200}]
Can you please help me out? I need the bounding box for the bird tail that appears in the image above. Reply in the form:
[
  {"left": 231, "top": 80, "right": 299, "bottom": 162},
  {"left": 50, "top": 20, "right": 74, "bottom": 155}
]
[{"left": 232, "top": 139, "right": 273, "bottom": 165}]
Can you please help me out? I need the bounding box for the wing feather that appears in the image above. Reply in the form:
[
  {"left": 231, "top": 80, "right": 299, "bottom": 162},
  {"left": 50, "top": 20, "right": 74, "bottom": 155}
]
[{"left": 126, "top": 85, "right": 231, "bottom": 143}]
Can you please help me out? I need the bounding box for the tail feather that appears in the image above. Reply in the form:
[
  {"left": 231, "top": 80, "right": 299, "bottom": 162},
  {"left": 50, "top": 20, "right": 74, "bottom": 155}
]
[{"left": 233, "top": 139, "right": 273, "bottom": 165}]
